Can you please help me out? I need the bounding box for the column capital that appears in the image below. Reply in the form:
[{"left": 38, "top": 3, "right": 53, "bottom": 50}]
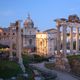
[
  {"left": 68, "top": 22, "right": 74, "bottom": 27},
  {"left": 61, "top": 22, "right": 67, "bottom": 27},
  {"left": 74, "top": 22, "right": 80, "bottom": 27},
  {"left": 56, "top": 25, "right": 61, "bottom": 28},
  {"left": 69, "top": 26, "right": 73, "bottom": 28}
]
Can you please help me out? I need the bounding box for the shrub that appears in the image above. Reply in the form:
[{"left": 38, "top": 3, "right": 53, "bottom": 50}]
[
  {"left": 67, "top": 55, "right": 80, "bottom": 76},
  {"left": 0, "top": 60, "right": 22, "bottom": 79}
]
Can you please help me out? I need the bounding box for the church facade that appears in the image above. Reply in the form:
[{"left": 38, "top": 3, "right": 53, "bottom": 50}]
[{"left": 22, "top": 15, "right": 39, "bottom": 52}]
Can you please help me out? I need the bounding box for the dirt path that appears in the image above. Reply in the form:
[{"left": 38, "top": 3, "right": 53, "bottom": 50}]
[{"left": 30, "top": 62, "right": 79, "bottom": 80}]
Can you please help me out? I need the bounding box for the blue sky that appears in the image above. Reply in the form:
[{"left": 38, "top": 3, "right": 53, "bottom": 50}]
[{"left": 0, "top": 0, "right": 80, "bottom": 31}]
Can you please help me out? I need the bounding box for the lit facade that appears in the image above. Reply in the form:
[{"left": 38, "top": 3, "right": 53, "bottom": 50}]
[{"left": 36, "top": 29, "right": 57, "bottom": 56}]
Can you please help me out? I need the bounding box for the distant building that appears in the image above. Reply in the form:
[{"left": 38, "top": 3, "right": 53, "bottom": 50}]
[
  {"left": 0, "top": 27, "right": 16, "bottom": 48},
  {"left": 36, "top": 29, "right": 57, "bottom": 56},
  {"left": 0, "top": 15, "right": 39, "bottom": 52},
  {"left": 22, "top": 14, "right": 39, "bottom": 52}
]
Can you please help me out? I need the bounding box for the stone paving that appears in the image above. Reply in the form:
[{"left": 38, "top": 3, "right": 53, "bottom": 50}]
[{"left": 31, "top": 62, "right": 79, "bottom": 80}]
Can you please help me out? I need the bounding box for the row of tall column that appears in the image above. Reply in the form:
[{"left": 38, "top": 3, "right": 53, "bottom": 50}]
[{"left": 57, "top": 24, "right": 79, "bottom": 54}]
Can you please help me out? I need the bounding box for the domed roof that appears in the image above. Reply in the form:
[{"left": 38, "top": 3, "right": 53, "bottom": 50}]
[{"left": 24, "top": 14, "right": 34, "bottom": 28}]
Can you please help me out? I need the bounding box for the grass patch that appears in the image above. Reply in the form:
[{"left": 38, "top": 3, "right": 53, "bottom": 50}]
[
  {"left": 22, "top": 54, "right": 31, "bottom": 64},
  {"left": 22, "top": 54, "right": 48, "bottom": 64},
  {"left": 25, "top": 66, "right": 34, "bottom": 80},
  {"left": 67, "top": 55, "right": 80, "bottom": 60},
  {"left": 22, "top": 54, "right": 34, "bottom": 80},
  {"left": 0, "top": 60, "right": 22, "bottom": 79}
]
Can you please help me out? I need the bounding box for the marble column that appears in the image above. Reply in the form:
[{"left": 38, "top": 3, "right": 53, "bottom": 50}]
[
  {"left": 62, "top": 25, "right": 67, "bottom": 54},
  {"left": 36, "top": 39, "right": 38, "bottom": 53},
  {"left": 70, "top": 26, "right": 73, "bottom": 54},
  {"left": 9, "top": 27, "right": 13, "bottom": 59},
  {"left": 76, "top": 26, "right": 79, "bottom": 52},
  {"left": 57, "top": 26, "right": 61, "bottom": 54},
  {"left": 53, "top": 38, "right": 55, "bottom": 55},
  {"left": 16, "top": 21, "right": 25, "bottom": 73}
]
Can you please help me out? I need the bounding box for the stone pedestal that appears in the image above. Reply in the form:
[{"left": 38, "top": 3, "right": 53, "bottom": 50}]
[{"left": 55, "top": 52, "right": 70, "bottom": 72}]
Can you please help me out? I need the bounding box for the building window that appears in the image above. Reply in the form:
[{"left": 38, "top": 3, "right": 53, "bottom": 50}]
[
  {"left": 8, "top": 33, "right": 10, "bottom": 35},
  {"left": 13, "top": 33, "right": 15, "bottom": 35},
  {"left": 40, "top": 41, "right": 42, "bottom": 46},
  {"left": 29, "top": 39, "right": 32, "bottom": 45},
  {"left": 4, "top": 33, "right": 6, "bottom": 35}
]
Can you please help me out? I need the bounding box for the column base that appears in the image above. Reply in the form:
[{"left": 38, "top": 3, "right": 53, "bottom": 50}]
[
  {"left": 55, "top": 52, "right": 70, "bottom": 72},
  {"left": 18, "top": 58, "right": 25, "bottom": 73}
]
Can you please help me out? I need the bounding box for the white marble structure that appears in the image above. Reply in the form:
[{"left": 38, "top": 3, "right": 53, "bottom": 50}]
[
  {"left": 15, "top": 21, "right": 25, "bottom": 73},
  {"left": 36, "top": 29, "right": 57, "bottom": 56}
]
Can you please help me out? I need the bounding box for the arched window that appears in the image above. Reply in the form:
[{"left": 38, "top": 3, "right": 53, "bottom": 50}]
[{"left": 40, "top": 41, "right": 42, "bottom": 46}]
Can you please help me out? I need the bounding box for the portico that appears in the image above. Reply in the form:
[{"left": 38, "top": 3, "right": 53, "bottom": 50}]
[
  {"left": 55, "top": 15, "right": 80, "bottom": 55},
  {"left": 55, "top": 15, "right": 80, "bottom": 71}
]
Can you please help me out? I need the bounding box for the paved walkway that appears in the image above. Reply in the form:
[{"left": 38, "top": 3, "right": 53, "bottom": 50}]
[{"left": 30, "top": 62, "right": 79, "bottom": 80}]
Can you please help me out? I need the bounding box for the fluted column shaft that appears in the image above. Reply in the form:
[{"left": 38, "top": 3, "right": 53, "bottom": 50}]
[
  {"left": 62, "top": 26, "right": 67, "bottom": 54},
  {"left": 16, "top": 21, "right": 25, "bottom": 73},
  {"left": 76, "top": 26, "right": 79, "bottom": 52},
  {"left": 57, "top": 26, "right": 61, "bottom": 54},
  {"left": 70, "top": 26, "right": 73, "bottom": 54},
  {"left": 9, "top": 28, "right": 13, "bottom": 58},
  {"left": 16, "top": 21, "right": 22, "bottom": 62}
]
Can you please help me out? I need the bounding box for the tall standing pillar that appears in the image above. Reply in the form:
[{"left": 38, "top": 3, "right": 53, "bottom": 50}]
[
  {"left": 9, "top": 26, "right": 13, "bottom": 59},
  {"left": 70, "top": 26, "right": 73, "bottom": 54},
  {"left": 55, "top": 20, "right": 70, "bottom": 72},
  {"left": 53, "top": 38, "right": 55, "bottom": 55},
  {"left": 57, "top": 26, "right": 61, "bottom": 54},
  {"left": 16, "top": 21, "right": 25, "bottom": 73},
  {"left": 76, "top": 26, "right": 79, "bottom": 53},
  {"left": 62, "top": 25, "right": 67, "bottom": 54},
  {"left": 36, "top": 38, "right": 39, "bottom": 54}
]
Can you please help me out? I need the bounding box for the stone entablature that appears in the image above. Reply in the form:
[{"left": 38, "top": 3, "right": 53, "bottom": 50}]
[{"left": 22, "top": 35, "right": 36, "bottom": 38}]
